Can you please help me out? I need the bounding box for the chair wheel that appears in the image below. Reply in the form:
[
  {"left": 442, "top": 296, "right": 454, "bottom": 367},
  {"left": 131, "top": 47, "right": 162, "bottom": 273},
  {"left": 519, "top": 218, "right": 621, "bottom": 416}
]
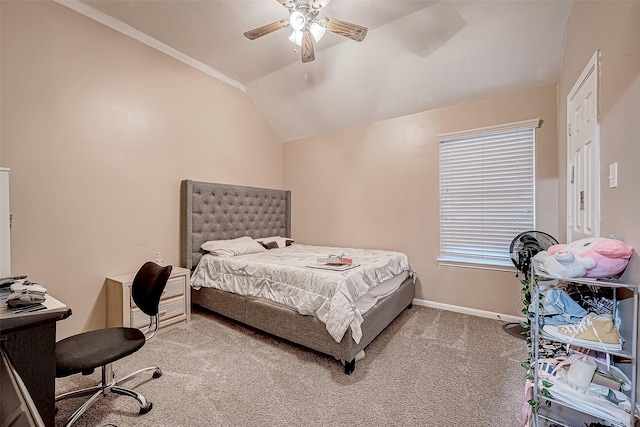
[
  {"left": 140, "top": 402, "right": 153, "bottom": 415},
  {"left": 152, "top": 368, "right": 162, "bottom": 379}
]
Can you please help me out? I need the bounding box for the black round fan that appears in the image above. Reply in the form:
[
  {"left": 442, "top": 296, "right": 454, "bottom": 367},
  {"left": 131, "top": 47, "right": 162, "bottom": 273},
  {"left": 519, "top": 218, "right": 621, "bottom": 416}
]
[
  {"left": 510, "top": 230, "right": 559, "bottom": 279},
  {"left": 504, "top": 230, "right": 559, "bottom": 340}
]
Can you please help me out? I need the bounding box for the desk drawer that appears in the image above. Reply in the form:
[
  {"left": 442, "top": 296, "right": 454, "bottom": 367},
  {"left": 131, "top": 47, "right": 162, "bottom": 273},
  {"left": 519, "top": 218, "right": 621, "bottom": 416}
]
[{"left": 131, "top": 296, "right": 185, "bottom": 329}]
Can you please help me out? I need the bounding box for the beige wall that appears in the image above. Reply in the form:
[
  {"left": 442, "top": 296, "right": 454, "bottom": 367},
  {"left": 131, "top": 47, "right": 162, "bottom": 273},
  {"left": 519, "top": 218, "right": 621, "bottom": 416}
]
[
  {"left": 557, "top": 1, "right": 640, "bottom": 277},
  {"left": 0, "top": 1, "right": 283, "bottom": 338},
  {"left": 284, "top": 85, "right": 558, "bottom": 317}
]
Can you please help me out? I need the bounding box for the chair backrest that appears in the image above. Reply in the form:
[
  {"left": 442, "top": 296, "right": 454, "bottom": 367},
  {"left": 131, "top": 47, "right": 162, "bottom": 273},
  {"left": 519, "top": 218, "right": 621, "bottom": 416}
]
[{"left": 131, "top": 262, "right": 172, "bottom": 317}]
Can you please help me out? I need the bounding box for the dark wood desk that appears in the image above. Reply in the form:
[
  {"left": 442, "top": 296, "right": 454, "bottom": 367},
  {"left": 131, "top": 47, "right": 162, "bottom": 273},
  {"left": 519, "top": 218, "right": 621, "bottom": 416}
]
[{"left": 0, "top": 296, "right": 71, "bottom": 427}]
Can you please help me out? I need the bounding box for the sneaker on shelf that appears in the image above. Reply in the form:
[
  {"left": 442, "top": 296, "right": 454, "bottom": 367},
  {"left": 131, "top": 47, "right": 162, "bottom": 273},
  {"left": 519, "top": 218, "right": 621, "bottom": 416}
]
[{"left": 542, "top": 313, "right": 622, "bottom": 351}]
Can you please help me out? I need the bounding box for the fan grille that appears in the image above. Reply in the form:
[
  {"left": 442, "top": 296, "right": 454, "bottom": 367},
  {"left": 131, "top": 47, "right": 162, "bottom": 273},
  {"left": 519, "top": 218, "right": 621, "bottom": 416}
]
[{"left": 510, "top": 231, "right": 558, "bottom": 277}]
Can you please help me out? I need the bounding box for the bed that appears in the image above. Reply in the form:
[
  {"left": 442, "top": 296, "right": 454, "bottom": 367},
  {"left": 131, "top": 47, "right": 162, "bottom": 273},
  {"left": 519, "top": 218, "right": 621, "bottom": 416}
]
[{"left": 180, "top": 180, "right": 415, "bottom": 374}]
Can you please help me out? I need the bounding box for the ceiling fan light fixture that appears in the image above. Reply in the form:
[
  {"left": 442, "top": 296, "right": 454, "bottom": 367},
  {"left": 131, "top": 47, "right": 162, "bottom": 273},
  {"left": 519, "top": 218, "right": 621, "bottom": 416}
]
[
  {"left": 244, "top": 0, "right": 367, "bottom": 63},
  {"left": 289, "top": 11, "right": 306, "bottom": 31},
  {"left": 288, "top": 30, "right": 303, "bottom": 46},
  {"left": 309, "top": 22, "right": 326, "bottom": 42}
]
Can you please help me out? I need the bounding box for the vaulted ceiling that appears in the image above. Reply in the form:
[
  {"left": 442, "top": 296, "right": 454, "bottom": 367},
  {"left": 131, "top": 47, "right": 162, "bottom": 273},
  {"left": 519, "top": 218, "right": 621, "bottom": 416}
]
[{"left": 60, "top": 0, "right": 572, "bottom": 141}]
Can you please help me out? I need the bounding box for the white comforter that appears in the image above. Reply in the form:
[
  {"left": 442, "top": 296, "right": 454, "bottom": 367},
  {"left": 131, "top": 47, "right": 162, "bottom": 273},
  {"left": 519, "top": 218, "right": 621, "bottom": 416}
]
[{"left": 190, "top": 244, "right": 412, "bottom": 343}]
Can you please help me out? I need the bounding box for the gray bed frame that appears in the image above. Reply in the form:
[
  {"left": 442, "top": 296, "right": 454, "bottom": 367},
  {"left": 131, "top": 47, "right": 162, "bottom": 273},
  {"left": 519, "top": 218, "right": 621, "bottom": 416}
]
[{"left": 180, "top": 180, "right": 415, "bottom": 374}]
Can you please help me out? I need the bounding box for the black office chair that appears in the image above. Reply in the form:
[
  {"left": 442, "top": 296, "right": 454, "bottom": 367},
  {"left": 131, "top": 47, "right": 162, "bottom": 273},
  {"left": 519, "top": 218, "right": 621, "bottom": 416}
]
[{"left": 55, "top": 262, "right": 172, "bottom": 426}]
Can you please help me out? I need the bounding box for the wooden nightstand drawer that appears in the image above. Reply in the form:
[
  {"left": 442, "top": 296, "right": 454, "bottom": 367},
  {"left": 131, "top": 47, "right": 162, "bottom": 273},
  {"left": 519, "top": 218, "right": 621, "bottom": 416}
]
[
  {"left": 162, "top": 276, "right": 186, "bottom": 299},
  {"left": 107, "top": 266, "right": 191, "bottom": 331},
  {"left": 130, "top": 274, "right": 185, "bottom": 305},
  {"left": 131, "top": 296, "right": 185, "bottom": 329}
]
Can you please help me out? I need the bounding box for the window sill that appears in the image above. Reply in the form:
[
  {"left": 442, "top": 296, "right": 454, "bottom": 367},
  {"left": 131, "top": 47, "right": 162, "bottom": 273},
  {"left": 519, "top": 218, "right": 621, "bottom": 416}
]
[{"left": 437, "top": 257, "right": 517, "bottom": 273}]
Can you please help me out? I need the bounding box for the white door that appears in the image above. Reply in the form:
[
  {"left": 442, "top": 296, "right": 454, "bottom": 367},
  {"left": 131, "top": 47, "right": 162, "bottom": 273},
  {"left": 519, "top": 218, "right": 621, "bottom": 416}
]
[{"left": 567, "top": 51, "right": 600, "bottom": 242}]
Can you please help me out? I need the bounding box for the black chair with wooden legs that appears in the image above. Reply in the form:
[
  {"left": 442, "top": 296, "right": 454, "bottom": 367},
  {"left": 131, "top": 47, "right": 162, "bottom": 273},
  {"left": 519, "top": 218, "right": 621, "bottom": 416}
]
[{"left": 55, "top": 262, "right": 172, "bottom": 426}]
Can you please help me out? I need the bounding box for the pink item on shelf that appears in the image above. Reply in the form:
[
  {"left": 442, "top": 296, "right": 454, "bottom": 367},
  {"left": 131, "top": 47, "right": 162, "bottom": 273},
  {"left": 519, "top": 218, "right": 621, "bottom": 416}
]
[{"left": 546, "top": 237, "right": 633, "bottom": 278}]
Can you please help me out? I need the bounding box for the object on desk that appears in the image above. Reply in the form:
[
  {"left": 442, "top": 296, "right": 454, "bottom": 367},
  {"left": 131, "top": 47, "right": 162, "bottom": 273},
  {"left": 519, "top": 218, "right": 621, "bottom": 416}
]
[
  {"left": 1, "top": 292, "right": 68, "bottom": 319},
  {"left": 2, "top": 281, "right": 47, "bottom": 310},
  {"left": 10, "top": 283, "right": 47, "bottom": 295},
  {"left": 0, "top": 276, "right": 27, "bottom": 286},
  {"left": 7, "top": 292, "right": 46, "bottom": 308},
  {"left": 11, "top": 304, "right": 46, "bottom": 314}
]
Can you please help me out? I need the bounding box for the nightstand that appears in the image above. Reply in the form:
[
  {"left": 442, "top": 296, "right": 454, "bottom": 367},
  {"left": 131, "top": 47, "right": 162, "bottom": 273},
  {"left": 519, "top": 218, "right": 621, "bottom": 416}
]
[{"left": 106, "top": 266, "right": 191, "bottom": 330}]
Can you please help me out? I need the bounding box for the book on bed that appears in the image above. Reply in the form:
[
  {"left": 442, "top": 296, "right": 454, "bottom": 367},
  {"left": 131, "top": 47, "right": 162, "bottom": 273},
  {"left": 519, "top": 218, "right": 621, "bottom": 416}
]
[{"left": 305, "top": 263, "right": 360, "bottom": 271}]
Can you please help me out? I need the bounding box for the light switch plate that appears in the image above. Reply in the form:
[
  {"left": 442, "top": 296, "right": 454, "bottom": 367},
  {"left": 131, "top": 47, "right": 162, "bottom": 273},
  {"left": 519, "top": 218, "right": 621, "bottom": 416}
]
[{"left": 609, "top": 163, "right": 618, "bottom": 188}]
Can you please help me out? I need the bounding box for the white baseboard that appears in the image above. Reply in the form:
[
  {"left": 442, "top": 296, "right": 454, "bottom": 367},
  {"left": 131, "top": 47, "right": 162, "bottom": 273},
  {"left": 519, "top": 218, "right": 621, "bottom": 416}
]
[{"left": 412, "top": 298, "right": 524, "bottom": 323}]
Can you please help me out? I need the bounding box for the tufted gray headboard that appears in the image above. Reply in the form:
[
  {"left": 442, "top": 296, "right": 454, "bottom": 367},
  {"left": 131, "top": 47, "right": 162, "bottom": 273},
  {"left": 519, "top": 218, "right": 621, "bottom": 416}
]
[{"left": 180, "top": 180, "right": 291, "bottom": 270}]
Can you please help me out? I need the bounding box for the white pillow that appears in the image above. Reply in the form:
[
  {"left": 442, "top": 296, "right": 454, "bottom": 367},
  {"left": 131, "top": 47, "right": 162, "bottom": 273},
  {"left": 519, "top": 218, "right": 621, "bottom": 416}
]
[
  {"left": 201, "top": 236, "right": 266, "bottom": 257},
  {"left": 255, "top": 236, "right": 295, "bottom": 249}
]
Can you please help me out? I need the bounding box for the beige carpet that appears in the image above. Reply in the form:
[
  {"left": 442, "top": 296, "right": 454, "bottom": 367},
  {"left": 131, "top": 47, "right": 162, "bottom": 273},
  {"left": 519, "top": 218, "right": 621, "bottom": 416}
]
[{"left": 55, "top": 305, "right": 527, "bottom": 427}]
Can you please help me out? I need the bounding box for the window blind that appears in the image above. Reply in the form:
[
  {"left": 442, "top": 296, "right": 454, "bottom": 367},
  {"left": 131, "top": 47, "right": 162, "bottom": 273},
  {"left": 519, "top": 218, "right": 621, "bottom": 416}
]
[{"left": 439, "top": 123, "right": 537, "bottom": 266}]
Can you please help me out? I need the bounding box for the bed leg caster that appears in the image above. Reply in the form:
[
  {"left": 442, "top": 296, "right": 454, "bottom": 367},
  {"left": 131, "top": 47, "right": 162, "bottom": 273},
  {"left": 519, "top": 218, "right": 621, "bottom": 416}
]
[{"left": 344, "top": 359, "right": 355, "bottom": 375}]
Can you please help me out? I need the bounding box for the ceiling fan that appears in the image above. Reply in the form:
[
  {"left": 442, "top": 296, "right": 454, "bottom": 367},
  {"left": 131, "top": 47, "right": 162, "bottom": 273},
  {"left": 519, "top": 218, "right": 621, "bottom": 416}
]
[{"left": 243, "top": 0, "right": 368, "bottom": 63}]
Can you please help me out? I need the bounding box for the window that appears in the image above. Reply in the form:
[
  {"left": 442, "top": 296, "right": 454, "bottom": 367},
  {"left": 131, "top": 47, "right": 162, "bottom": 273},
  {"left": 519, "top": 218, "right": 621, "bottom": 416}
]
[{"left": 438, "top": 119, "right": 540, "bottom": 268}]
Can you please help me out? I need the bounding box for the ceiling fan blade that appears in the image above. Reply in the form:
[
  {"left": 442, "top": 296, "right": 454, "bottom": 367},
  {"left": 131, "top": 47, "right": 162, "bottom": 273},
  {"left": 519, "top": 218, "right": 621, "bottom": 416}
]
[
  {"left": 276, "top": 0, "right": 295, "bottom": 8},
  {"left": 301, "top": 30, "right": 315, "bottom": 63},
  {"left": 311, "top": 0, "right": 332, "bottom": 10},
  {"left": 320, "top": 17, "right": 368, "bottom": 42},
  {"left": 243, "top": 20, "right": 290, "bottom": 40}
]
